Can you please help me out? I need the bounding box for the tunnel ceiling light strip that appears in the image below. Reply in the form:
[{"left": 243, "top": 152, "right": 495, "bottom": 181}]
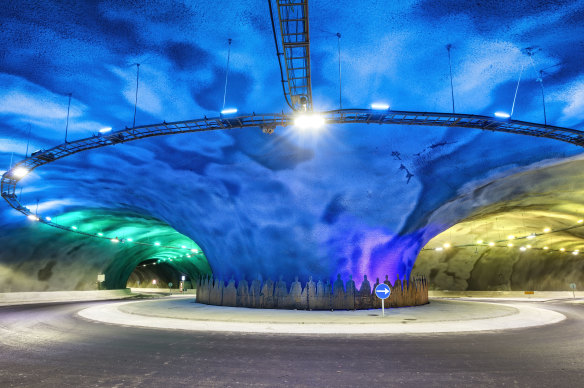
[
  {"left": 425, "top": 218, "right": 584, "bottom": 253},
  {"left": 18, "top": 211, "right": 204, "bottom": 254}
]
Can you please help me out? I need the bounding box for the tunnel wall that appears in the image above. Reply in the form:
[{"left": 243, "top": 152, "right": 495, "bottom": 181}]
[
  {"left": 0, "top": 219, "right": 210, "bottom": 292},
  {"left": 3, "top": 132, "right": 583, "bottom": 293},
  {"left": 0, "top": 225, "right": 117, "bottom": 292},
  {"left": 413, "top": 156, "right": 584, "bottom": 291},
  {"left": 415, "top": 247, "right": 584, "bottom": 291}
]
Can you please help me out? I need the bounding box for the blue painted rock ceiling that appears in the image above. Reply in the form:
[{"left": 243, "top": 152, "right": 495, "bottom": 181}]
[{"left": 1, "top": 1, "right": 583, "bottom": 291}]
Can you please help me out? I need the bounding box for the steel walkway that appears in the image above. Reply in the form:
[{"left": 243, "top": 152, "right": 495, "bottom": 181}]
[{"left": 3, "top": 109, "right": 584, "bottom": 223}]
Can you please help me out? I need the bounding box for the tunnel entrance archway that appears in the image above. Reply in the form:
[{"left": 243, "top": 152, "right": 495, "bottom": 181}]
[{"left": 126, "top": 259, "right": 194, "bottom": 291}]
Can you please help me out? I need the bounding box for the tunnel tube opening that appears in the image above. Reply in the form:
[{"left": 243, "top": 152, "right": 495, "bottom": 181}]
[{"left": 126, "top": 259, "right": 197, "bottom": 291}]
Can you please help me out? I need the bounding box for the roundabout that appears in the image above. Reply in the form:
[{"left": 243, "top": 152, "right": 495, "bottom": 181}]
[
  {"left": 1, "top": 295, "right": 582, "bottom": 386},
  {"left": 77, "top": 296, "right": 566, "bottom": 334}
]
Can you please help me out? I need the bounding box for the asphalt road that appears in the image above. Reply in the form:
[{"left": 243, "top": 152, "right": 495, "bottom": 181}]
[{"left": 0, "top": 299, "right": 582, "bottom": 387}]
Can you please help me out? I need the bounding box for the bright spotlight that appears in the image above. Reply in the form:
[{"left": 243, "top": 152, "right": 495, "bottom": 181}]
[
  {"left": 191, "top": 248, "right": 198, "bottom": 253},
  {"left": 476, "top": 240, "right": 483, "bottom": 244},
  {"left": 507, "top": 243, "right": 513, "bottom": 247},
  {"left": 221, "top": 108, "right": 238, "bottom": 115},
  {"left": 507, "top": 235, "right": 515, "bottom": 240},
  {"left": 371, "top": 103, "right": 390, "bottom": 110},
  {"left": 12, "top": 167, "right": 29, "bottom": 178},
  {"left": 543, "top": 227, "right": 551, "bottom": 233},
  {"left": 494, "top": 111, "right": 511, "bottom": 119},
  {"left": 560, "top": 248, "right": 566, "bottom": 252},
  {"left": 27, "top": 214, "right": 38, "bottom": 221},
  {"left": 520, "top": 246, "right": 527, "bottom": 251},
  {"left": 488, "top": 242, "right": 495, "bottom": 246},
  {"left": 127, "top": 238, "right": 133, "bottom": 242},
  {"left": 578, "top": 219, "right": 583, "bottom": 224},
  {"left": 435, "top": 247, "right": 443, "bottom": 251},
  {"left": 71, "top": 226, "right": 78, "bottom": 230},
  {"left": 443, "top": 243, "right": 451, "bottom": 248},
  {"left": 573, "top": 251, "right": 579, "bottom": 255},
  {"left": 111, "top": 238, "right": 119, "bottom": 243},
  {"left": 45, "top": 216, "right": 52, "bottom": 221},
  {"left": 543, "top": 246, "right": 549, "bottom": 250},
  {"left": 181, "top": 245, "right": 186, "bottom": 249},
  {"left": 99, "top": 127, "right": 113, "bottom": 133},
  {"left": 97, "top": 232, "right": 103, "bottom": 236},
  {"left": 294, "top": 114, "right": 325, "bottom": 130},
  {"left": 154, "top": 242, "right": 161, "bottom": 246},
  {"left": 527, "top": 234, "right": 536, "bottom": 240}
]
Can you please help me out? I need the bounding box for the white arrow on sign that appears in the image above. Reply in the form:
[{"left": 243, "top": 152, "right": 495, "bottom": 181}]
[{"left": 378, "top": 288, "right": 389, "bottom": 295}]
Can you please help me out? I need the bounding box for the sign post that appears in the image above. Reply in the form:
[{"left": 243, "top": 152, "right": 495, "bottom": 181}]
[
  {"left": 375, "top": 283, "right": 391, "bottom": 317},
  {"left": 97, "top": 274, "right": 105, "bottom": 290},
  {"left": 168, "top": 282, "right": 173, "bottom": 295},
  {"left": 570, "top": 283, "right": 577, "bottom": 299}
]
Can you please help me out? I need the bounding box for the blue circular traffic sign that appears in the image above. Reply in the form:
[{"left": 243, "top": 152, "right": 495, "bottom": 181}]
[{"left": 375, "top": 283, "right": 391, "bottom": 299}]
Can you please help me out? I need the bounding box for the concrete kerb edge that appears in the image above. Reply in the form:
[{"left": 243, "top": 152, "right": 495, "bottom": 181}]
[{"left": 0, "top": 289, "right": 134, "bottom": 307}]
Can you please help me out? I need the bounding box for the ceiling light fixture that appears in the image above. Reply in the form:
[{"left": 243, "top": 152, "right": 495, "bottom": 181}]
[
  {"left": 294, "top": 113, "right": 325, "bottom": 130},
  {"left": 371, "top": 103, "right": 390, "bottom": 110},
  {"left": 12, "top": 167, "right": 29, "bottom": 178},
  {"left": 494, "top": 111, "right": 511, "bottom": 119}
]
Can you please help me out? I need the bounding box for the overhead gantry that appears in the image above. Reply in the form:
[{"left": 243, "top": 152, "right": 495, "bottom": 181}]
[
  {"left": 270, "top": 0, "right": 313, "bottom": 111},
  {"left": 3, "top": 108, "right": 584, "bottom": 226}
]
